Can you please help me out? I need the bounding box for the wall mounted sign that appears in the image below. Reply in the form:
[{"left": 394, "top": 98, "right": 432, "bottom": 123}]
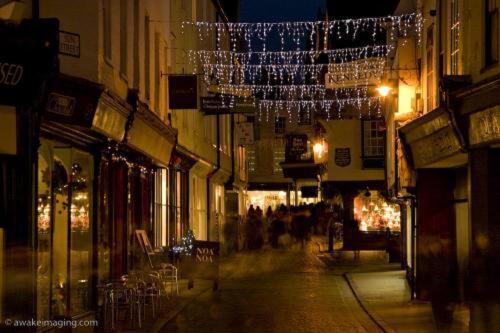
[
  {"left": 335, "top": 148, "right": 351, "bottom": 167},
  {"left": 237, "top": 122, "right": 254, "bottom": 146},
  {"left": 469, "top": 105, "right": 500, "bottom": 146},
  {"left": 59, "top": 31, "right": 80, "bottom": 57},
  {"left": 44, "top": 74, "right": 103, "bottom": 127},
  {"left": 168, "top": 75, "right": 198, "bottom": 109}
]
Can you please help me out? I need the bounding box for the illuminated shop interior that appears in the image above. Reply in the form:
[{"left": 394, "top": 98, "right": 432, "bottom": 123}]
[{"left": 353, "top": 190, "right": 401, "bottom": 232}]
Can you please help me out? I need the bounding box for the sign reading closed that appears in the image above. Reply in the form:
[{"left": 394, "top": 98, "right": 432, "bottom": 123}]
[
  {"left": 0, "top": 63, "right": 24, "bottom": 87},
  {"left": 0, "top": 19, "right": 59, "bottom": 105}
]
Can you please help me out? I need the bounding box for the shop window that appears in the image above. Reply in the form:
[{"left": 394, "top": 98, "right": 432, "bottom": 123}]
[
  {"left": 486, "top": 0, "right": 499, "bottom": 66},
  {"left": 36, "top": 140, "right": 93, "bottom": 320},
  {"left": 154, "top": 169, "right": 169, "bottom": 247},
  {"left": 353, "top": 191, "right": 401, "bottom": 232},
  {"left": 450, "top": 0, "right": 460, "bottom": 74},
  {"left": 362, "top": 120, "right": 385, "bottom": 168},
  {"left": 275, "top": 117, "right": 286, "bottom": 135}
]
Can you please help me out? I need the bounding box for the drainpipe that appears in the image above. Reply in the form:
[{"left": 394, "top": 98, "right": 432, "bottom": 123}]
[
  {"left": 224, "top": 113, "right": 235, "bottom": 190},
  {"left": 32, "top": 0, "right": 39, "bottom": 19},
  {"left": 207, "top": 113, "right": 221, "bottom": 241}
]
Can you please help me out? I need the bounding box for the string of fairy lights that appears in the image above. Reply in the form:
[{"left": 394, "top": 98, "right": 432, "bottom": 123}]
[
  {"left": 199, "top": 57, "right": 386, "bottom": 85},
  {"left": 182, "top": 13, "right": 423, "bottom": 52},
  {"left": 258, "top": 96, "right": 383, "bottom": 122},
  {"left": 188, "top": 45, "right": 392, "bottom": 66},
  {"left": 183, "top": 13, "right": 422, "bottom": 120}
]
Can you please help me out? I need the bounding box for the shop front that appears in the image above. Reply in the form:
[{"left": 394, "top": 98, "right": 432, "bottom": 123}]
[
  {"left": 36, "top": 74, "right": 131, "bottom": 321},
  {"left": 453, "top": 76, "right": 500, "bottom": 326},
  {"left": 399, "top": 105, "right": 468, "bottom": 301},
  {"left": 0, "top": 18, "right": 59, "bottom": 322}
]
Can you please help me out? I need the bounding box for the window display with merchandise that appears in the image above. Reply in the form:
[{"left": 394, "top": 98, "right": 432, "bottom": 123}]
[{"left": 353, "top": 191, "right": 401, "bottom": 232}]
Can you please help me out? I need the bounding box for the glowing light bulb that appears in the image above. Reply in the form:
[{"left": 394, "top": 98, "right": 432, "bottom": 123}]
[{"left": 376, "top": 85, "right": 392, "bottom": 97}]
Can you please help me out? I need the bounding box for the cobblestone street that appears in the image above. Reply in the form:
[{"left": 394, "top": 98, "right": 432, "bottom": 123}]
[{"left": 160, "top": 248, "right": 383, "bottom": 333}]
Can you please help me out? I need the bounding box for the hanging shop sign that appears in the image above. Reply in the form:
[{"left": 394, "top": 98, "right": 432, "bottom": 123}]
[
  {"left": 286, "top": 134, "right": 308, "bottom": 161},
  {"left": 0, "top": 19, "right": 59, "bottom": 105},
  {"left": 237, "top": 122, "right": 254, "bottom": 146},
  {"left": 201, "top": 96, "right": 231, "bottom": 114},
  {"left": 59, "top": 31, "right": 80, "bottom": 58},
  {"left": 469, "top": 105, "right": 500, "bottom": 147},
  {"left": 168, "top": 75, "right": 198, "bottom": 109},
  {"left": 334, "top": 148, "right": 351, "bottom": 167},
  {"left": 325, "top": 58, "right": 384, "bottom": 89},
  {"left": 201, "top": 96, "right": 257, "bottom": 115},
  {"left": 399, "top": 108, "right": 466, "bottom": 168}
]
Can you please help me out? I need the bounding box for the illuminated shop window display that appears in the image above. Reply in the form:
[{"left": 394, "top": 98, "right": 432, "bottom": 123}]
[{"left": 353, "top": 191, "right": 401, "bottom": 232}]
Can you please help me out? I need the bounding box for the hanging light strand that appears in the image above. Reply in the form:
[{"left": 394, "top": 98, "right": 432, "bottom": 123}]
[{"left": 182, "top": 13, "right": 422, "bottom": 52}]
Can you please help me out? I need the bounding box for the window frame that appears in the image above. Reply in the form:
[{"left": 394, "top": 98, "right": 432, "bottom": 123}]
[
  {"left": 485, "top": 0, "right": 499, "bottom": 67},
  {"left": 274, "top": 117, "right": 286, "bottom": 135},
  {"left": 361, "top": 120, "right": 386, "bottom": 169}
]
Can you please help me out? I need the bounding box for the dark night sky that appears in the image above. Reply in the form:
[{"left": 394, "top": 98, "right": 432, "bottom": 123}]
[
  {"left": 240, "top": 0, "right": 326, "bottom": 22},
  {"left": 240, "top": 0, "right": 399, "bottom": 22}
]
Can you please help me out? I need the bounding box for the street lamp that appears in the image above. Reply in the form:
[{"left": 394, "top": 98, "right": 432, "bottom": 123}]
[
  {"left": 313, "top": 142, "right": 324, "bottom": 158},
  {"left": 376, "top": 84, "right": 392, "bottom": 97}
]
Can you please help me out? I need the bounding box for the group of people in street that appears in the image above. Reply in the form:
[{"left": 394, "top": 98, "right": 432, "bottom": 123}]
[{"left": 243, "top": 202, "right": 337, "bottom": 250}]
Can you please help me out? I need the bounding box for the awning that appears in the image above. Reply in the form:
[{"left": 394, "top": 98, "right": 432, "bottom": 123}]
[
  {"left": 43, "top": 74, "right": 130, "bottom": 144},
  {"left": 127, "top": 101, "right": 177, "bottom": 167},
  {"left": 191, "top": 160, "right": 215, "bottom": 177},
  {"left": 399, "top": 107, "right": 467, "bottom": 168},
  {"left": 210, "top": 168, "right": 231, "bottom": 185}
]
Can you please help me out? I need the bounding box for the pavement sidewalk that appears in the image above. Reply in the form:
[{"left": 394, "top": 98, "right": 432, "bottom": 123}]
[{"left": 344, "top": 265, "right": 470, "bottom": 333}]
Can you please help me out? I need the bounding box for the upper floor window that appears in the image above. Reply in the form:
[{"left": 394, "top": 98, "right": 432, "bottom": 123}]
[
  {"left": 273, "top": 148, "right": 285, "bottom": 173},
  {"left": 275, "top": 117, "right": 286, "bottom": 135},
  {"left": 426, "top": 25, "right": 435, "bottom": 112},
  {"left": 145, "top": 15, "right": 151, "bottom": 100},
  {"left": 362, "top": 120, "right": 385, "bottom": 169},
  {"left": 103, "top": 0, "right": 112, "bottom": 61},
  {"left": 450, "top": 0, "right": 460, "bottom": 74},
  {"left": 246, "top": 147, "right": 256, "bottom": 173},
  {"left": 486, "top": 0, "right": 499, "bottom": 66},
  {"left": 298, "top": 106, "right": 311, "bottom": 125},
  {"left": 120, "top": 0, "right": 128, "bottom": 77}
]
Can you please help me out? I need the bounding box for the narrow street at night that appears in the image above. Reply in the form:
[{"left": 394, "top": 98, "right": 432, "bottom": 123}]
[
  {"left": 160, "top": 247, "right": 383, "bottom": 333},
  {"left": 1, "top": 0, "right": 500, "bottom": 331}
]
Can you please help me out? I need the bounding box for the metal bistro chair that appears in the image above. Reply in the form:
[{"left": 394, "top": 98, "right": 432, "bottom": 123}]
[
  {"left": 104, "top": 279, "right": 142, "bottom": 330},
  {"left": 159, "top": 263, "right": 179, "bottom": 296}
]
